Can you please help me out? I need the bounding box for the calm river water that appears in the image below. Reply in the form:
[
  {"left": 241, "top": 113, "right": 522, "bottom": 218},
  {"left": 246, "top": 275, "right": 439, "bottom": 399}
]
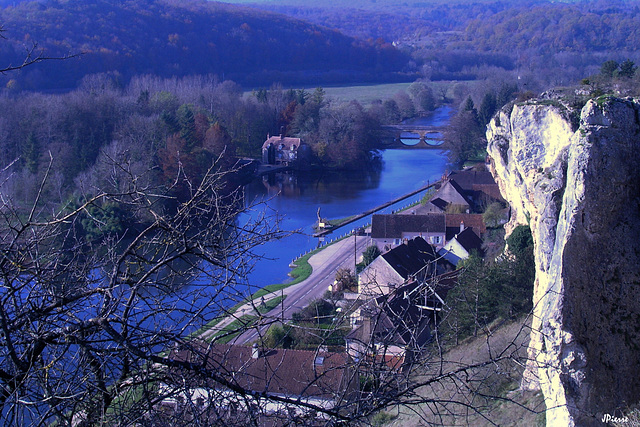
[{"left": 240, "top": 106, "right": 452, "bottom": 292}]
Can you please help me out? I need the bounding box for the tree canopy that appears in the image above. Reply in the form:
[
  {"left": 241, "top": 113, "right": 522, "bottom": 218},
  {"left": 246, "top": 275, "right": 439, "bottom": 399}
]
[{"left": 0, "top": 0, "right": 409, "bottom": 91}]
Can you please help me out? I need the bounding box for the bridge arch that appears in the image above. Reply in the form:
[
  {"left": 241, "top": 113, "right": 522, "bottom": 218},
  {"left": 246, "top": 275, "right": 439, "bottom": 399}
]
[{"left": 379, "top": 124, "right": 448, "bottom": 149}]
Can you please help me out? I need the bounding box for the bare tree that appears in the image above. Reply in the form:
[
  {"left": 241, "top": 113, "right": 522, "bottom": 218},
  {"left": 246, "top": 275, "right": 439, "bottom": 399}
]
[
  {"left": 0, "top": 155, "right": 289, "bottom": 425},
  {"left": 0, "top": 25, "right": 80, "bottom": 75},
  {"left": 0, "top": 30, "right": 543, "bottom": 423},
  {"left": 0, "top": 149, "right": 545, "bottom": 426}
]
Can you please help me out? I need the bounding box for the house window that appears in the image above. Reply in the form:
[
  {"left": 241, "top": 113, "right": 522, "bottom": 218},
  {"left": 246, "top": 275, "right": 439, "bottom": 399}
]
[
  {"left": 393, "top": 238, "right": 401, "bottom": 245},
  {"left": 431, "top": 236, "right": 441, "bottom": 244}
]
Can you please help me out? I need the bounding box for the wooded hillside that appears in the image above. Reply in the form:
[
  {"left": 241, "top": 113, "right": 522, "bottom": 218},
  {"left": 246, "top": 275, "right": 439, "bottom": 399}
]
[
  {"left": 236, "top": 0, "right": 640, "bottom": 86},
  {"left": 0, "top": 0, "right": 410, "bottom": 90}
]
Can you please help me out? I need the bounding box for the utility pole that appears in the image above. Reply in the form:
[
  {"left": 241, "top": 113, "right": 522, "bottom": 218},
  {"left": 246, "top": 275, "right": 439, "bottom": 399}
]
[{"left": 353, "top": 229, "right": 357, "bottom": 274}]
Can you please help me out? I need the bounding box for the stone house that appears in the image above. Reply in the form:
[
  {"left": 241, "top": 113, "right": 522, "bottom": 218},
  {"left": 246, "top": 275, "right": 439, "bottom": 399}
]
[
  {"left": 439, "top": 227, "right": 484, "bottom": 266},
  {"left": 444, "top": 213, "right": 486, "bottom": 240},
  {"left": 404, "top": 164, "right": 504, "bottom": 216},
  {"left": 447, "top": 166, "right": 505, "bottom": 211},
  {"left": 261, "top": 134, "right": 310, "bottom": 167},
  {"left": 404, "top": 180, "right": 471, "bottom": 215}
]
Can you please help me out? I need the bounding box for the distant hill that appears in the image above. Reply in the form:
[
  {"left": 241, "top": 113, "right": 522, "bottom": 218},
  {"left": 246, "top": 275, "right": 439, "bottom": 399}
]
[
  {"left": 232, "top": 0, "right": 640, "bottom": 53},
  {"left": 228, "top": 0, "right": 640, "bottom": 85},
  {"left": 0, "top": 0, "right": 411, "bottom": 90},
  {"left": 225, "top": 0, "right": 563, "bottom": 42},
  {"left": 459, "top": 3, "right": 640, "bottom": 53}
]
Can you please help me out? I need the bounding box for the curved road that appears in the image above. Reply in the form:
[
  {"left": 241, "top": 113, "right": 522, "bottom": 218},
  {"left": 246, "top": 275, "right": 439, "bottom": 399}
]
[{"left": 227, "top": 235, "right": 370, "bottom": 345}]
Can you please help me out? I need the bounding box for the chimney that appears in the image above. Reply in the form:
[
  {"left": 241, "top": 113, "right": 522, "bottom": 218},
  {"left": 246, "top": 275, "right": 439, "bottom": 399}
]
[
  {"left": 280, "top": 125, "right": 285, "bottom": 139},
  {"left": 460, "top": 221, "right": 465, "bottom": 233},
  {"left": 252, "top": 343, "right": 260, "bottom": 359}
]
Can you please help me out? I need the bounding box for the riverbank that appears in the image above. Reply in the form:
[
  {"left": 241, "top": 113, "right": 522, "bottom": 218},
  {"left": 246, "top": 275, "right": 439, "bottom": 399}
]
[
  {"left": 242, "top": 108, "right": 449, "bottom": 294},
  {"left": 196, "top": 170, "right": 448, "bottom": 345},
  {"left": 197, "top": 234, "right": 367, "bottom": 344},
  {"left": 313, "top": 179, "right": 440, "bottom": 237}
]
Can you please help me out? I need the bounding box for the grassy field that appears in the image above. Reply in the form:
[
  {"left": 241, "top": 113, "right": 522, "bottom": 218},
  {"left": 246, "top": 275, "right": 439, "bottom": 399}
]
[
  {"left": 310, "top": 82, "right": 412, "bottom": 104},
  {"left": 308, "top": 80, "right": 463, "bottom": 105},
  {"left": 246, "top": 80, "right": 469, "bottom": 106}
]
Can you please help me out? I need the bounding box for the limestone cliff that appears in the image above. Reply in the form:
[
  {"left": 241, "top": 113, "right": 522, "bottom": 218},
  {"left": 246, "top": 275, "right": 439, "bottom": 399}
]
[{"left": 486, "top": 96, "right": 640, "bottom": 426}]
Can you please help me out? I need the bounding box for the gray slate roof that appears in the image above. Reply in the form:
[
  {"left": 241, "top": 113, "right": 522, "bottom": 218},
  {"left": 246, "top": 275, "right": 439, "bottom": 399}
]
[
  {"left": 380, "top": 236, "right": 440, "bottom": 280},
  {"left": 371, "top": 214, "right": 445, "bottom": 239}
]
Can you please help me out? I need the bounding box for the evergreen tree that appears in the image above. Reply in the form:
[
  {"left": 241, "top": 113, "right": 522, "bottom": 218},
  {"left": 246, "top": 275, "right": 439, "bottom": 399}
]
[
  {"left": 619, "top": 59, "right": 637, "bottom": 78},
  {"left": 444, "top": 226, "right": 535, "bottom": 342},
  {"left": 178, "top": 104, "right": 198, "bottom": 150},
  {"left": 496, "top": 84, "right": 517, "bottom": 108},
  {"left": 478, "top": 92, "right": 497, "bottom": 126},
  {"left": 463, "top": 96, "right": 476, "bottom": 112},
  {"left": 23, "top": 131, "right": 40, "bottom": 174},
  {"left": 601, "top": 60, "right": 619, "bottom": 78},
  {"left": 361, "top": 245, "right": 381, "bottom": 267}
]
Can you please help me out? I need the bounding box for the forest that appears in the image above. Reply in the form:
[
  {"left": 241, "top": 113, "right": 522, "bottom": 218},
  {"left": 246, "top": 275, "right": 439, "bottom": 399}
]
[
  {"left": 0, "top": 0, "right": 409, "bottom": 91},
  {"left": 2, "top": 0, "right": 640, "bottom": 92},
  {"left": 0, "top": 73, "right": 447, "bottom": 240},
  {"left": 239, "top": 0, "right": 640, "bottom": 88},
  {"left": 1, "top": 0, "right": 640, "bottom": 424}
]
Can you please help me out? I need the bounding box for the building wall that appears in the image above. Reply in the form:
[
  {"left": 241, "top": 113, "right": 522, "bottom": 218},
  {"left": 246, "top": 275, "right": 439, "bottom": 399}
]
[
  {"left": 443, "top": 238, "right": 470, "bottom": 260},
  {"left": 358, "top": 257, "right": 404, "bottom": 296},
  {"left": 373, "top": 231, "right": 445, "bottom": 252}
]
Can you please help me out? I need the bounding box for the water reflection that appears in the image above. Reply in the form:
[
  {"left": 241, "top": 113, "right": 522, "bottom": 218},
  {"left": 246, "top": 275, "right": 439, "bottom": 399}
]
[
  {"left": 259, "top": 163, "right": 382, "bottom": 201},
  {"left": 399, "top": 131, "right": 421, "bottom": 146},
  {"left": 242, "top": 149, "right": 449, "bottom": 289},
  {"left": 240, "top": 105, "right": 453, "bottom": 290}
]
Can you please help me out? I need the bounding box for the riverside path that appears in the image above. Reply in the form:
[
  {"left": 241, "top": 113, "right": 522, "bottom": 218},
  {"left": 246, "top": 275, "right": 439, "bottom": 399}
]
[{"left": 199, "top": 235, "right": 369, "bottom": 345}]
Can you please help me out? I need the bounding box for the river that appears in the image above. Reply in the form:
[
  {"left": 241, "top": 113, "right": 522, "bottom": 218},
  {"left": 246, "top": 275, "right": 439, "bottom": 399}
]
[{"left": 238, "top": 106, "right": 453, "bottom": 294}]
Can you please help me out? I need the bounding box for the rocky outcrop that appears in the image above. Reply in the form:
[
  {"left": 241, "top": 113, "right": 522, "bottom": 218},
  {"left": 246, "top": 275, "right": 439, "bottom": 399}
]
[{"left": 486, "top": 96, "right": 640, "bottom": 426}]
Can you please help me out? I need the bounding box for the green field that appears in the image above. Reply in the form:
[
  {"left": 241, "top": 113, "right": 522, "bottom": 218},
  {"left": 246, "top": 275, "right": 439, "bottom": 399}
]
[
  {"left": 246, "top": 80, "right": 467, "bottom": 106},
  {"left": 309, "top": 82, "right": 412, "bottom": 104}
]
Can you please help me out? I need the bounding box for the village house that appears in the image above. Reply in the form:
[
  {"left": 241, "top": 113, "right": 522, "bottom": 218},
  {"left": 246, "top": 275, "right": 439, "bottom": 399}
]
[
  {"left": 447, "top": 166, "right": 504, "bottom": 211},
  {"left": 160, "top": 343, "right": 357, "bottom": 423},
  {"left": 410, "top": 179, "right": 470, "bottom": 214},
  {"left": 370, "top": 213, "right": 446, "bottom": 250},
  {"left": 444, "top": 213, "right": 486, "bottom": 240},
  {"left": 346, "top": 271, "right": 457, "bottom": 371},
  {"left": 358, "top": 236, "right": 454, "bottom": 297},
  {"left": 403, "top": 164, "right": 504, "bottom": 216},
  {"left": 261, "top": 133, "right": 310, "bottom": 167},
  {"left": 439, "top": 226, "right": 484, "bottom": 266}
]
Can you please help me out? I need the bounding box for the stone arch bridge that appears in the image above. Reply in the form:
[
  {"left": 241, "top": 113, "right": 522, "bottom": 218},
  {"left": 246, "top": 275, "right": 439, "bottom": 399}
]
[{"left": 379, "top": 124, "right": 449, "bottom": 149}]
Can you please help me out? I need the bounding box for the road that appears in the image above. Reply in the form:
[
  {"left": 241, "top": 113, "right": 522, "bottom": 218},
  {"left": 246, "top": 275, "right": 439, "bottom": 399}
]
[{"left": 229, "top": 235, "right": 370, "bottom": 345}]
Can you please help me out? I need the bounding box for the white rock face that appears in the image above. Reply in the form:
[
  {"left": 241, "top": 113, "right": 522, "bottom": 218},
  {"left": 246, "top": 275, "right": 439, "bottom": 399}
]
[{"left": 486, "top": 97, "right": 640, "bottom": 426}]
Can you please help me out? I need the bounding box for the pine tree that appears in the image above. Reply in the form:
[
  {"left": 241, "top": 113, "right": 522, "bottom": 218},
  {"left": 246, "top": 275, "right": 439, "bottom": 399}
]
[
  {"left": 478, "top": 92, "right": 497, "bottom": 126},
  {"left": 23, "top": 131, "right": 40, "bottom": 174},
  {"left": 619, "top": 59, "right": 637, "bottom": 78}
]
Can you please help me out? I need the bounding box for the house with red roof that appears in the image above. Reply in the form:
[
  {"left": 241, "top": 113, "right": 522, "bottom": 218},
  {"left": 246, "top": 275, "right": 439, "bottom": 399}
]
[{"left": 160, "top": 342, "right": 358, "bottom": 423}]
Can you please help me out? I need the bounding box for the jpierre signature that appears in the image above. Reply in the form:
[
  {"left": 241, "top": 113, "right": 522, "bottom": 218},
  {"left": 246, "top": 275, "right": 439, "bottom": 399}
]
[{"left": 602, "top": 413, "right": 629, "bottom": 424}]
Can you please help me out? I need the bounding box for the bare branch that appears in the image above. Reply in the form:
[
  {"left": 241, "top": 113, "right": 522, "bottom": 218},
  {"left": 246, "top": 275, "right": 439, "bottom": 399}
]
[{"left": 0, "top": 34, "right": 83, "bottom": 75}]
